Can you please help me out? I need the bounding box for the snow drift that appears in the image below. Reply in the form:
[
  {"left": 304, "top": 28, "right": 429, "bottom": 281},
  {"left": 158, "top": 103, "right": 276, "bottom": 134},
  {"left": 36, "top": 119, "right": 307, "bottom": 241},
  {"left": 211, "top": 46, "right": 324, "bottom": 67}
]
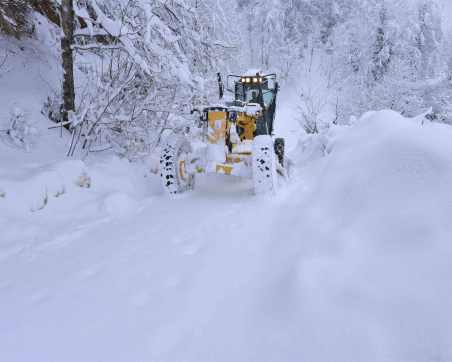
[
  {"left": 0, "top": 160, "right": 89, "bottom": 213},
  {"left": 282, "top": 110, "right": 452, "bottom": 361}
]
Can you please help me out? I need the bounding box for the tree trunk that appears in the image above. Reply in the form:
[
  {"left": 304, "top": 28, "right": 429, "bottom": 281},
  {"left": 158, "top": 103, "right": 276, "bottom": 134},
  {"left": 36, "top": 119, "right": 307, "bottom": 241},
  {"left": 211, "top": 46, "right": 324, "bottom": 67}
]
[{"left": 61, "top": 0, "right": 75, "bottom": 124}]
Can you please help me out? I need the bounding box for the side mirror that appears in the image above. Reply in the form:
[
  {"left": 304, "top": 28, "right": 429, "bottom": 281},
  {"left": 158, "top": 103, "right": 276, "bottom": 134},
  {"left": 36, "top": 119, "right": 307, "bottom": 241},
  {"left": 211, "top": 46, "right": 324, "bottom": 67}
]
[
  {"left": 217, "top": 72, "right": 224, "bottom": 100},
  {"left": 227, "top": 75, "right": 241, "bottom": 93}
]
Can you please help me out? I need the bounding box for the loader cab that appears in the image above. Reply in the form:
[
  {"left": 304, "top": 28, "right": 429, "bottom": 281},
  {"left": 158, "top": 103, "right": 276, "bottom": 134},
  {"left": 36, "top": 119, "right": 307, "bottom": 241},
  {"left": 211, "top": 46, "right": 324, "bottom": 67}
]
[
  {"left": 227, "top": 73, "right": 279, "bottom": 135},
  {"left": 232, "top": 75, "right": 277, "bottom": 104}
]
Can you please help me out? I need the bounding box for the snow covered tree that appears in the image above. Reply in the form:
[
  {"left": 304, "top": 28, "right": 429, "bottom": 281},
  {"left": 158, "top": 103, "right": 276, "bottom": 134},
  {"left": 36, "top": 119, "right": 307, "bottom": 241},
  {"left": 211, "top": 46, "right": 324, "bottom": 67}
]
[
  {"left": 415, "top": 1, "right": 443, "bottom": 80},
  {"left": 63, "top": 0, "right": 236, "bottom": 159},
  {"left": 370, "top": 4, "right": 393, "bottom": 83},
  {"left": 61, "top": 0, "right": 76, "bottom": 124}
]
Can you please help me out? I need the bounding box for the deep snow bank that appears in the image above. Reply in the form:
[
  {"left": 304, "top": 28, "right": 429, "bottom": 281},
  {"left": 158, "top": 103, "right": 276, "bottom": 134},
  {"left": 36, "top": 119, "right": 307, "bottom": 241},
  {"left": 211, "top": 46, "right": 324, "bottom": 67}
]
[
  {"left": 0, "top": 160, "right": 89, "bottom": 213},
  {"left": 281, "top": 110, "right": 452, "bottom": 361},
  {"left": 0, "top": 155, "right": 158, "bottom": 217},
  {"left": 309, "top": 109, "right": 452, "bottom": 237}
]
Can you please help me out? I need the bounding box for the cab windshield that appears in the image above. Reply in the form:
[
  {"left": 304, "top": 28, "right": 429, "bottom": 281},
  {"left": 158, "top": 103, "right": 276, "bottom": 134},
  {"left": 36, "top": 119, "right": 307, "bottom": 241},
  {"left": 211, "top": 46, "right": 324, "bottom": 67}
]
[{"left": 244, "top": 87, "right": 274, "bottom": 106}]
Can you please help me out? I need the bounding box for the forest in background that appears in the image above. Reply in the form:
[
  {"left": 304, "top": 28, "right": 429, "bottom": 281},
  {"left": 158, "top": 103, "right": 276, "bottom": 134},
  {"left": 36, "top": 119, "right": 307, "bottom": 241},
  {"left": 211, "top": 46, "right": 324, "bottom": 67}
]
[{"left": 1, "top": 0, "right": 452, "bottom": 158}]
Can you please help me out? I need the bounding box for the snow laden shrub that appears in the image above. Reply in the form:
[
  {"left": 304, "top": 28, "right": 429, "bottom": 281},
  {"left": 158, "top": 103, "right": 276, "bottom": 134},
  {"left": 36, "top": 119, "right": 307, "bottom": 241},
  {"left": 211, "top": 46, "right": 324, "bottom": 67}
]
[
  {"left": 68, "top": 56, "right": 196, "bottom": 160},
  {"left": 298, "top": 90, "right": 326, "bottom": 134},
  {"left": 1, "top": 107, "right": 37, "bottom": 152},
  {"left": 65, "top": 0, "right": 230, "bottom": 160},
  {"left": 42, "top": 93, "right": 63, "bottom": 124},
  {"left": 296, "top": 43, "right": 337, "bottom": 134}
]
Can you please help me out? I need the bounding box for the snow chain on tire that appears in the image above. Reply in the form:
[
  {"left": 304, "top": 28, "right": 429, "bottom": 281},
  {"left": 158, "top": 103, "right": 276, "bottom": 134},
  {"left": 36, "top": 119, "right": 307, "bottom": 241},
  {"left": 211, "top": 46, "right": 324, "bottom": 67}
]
[
  {"left": 252, "top": 135, "right": 278, "bottom": 195},
  {"left": 274, "top": 138, "right": 285, "bottom": 167},
  {"left": 160, "top": 135, "right": 194, "bottom": 195}
]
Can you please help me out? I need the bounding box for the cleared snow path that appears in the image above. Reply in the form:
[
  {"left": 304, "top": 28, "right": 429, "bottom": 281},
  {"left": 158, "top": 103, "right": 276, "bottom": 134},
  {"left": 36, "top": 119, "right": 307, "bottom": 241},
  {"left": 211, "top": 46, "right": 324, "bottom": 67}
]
[
  {"left": 2, "top": 105, "right": 452, "bottom": 361},
  {"left": 0, "top": 173, "right": 301, "bottom": 361}
]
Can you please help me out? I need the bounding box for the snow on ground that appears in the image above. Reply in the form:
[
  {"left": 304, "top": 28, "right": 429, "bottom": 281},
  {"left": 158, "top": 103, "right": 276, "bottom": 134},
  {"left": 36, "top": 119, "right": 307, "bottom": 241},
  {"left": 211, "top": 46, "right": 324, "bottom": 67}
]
[
  {"left": 1, "top": 42, "right": 452, "bottom": 361},
  {"left": 2, "top": 107, "right": 452, "bottom": 361}
]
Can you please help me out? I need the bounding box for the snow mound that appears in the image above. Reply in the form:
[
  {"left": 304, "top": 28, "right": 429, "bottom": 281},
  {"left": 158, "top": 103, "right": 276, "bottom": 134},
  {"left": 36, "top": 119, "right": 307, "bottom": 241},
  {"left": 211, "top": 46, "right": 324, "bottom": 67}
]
[
  {"left": 296, "top": 109, "right": 452, "bottom": 257},
  {"left": 0, "top": 160, "right": 90, "bottom": 213},
  {"left": 318, "top": 109, "right": 452, "bottom": 222},
  {"left": 283, "top": 109, "right": 452, "bottom": 361}
]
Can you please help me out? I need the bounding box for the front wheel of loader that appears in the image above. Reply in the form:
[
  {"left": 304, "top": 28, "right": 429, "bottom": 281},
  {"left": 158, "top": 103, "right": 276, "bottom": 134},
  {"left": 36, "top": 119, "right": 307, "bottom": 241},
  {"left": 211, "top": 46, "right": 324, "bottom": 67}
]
[
  {"left": 252, "top": 135, "right": 278, "bottom": 195},
  {"left": 274, "top": 138, "right": 285, "bottom": 167},
  {"left": 160, "top": 135, "right": 194, "bottom": 195}
]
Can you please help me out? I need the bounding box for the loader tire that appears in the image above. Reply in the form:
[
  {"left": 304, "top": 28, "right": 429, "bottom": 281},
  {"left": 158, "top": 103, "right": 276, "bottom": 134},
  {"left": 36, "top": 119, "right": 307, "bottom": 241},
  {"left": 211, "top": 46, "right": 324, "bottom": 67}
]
[
  {"left": 252, "top": 135, "right": 278, "bottom": 195},
  {"left": 274, "top": 138, "right": 285, "bottom": 167},
  {"left": 160, "top": 135, "right": 194, "bottom": 195}
]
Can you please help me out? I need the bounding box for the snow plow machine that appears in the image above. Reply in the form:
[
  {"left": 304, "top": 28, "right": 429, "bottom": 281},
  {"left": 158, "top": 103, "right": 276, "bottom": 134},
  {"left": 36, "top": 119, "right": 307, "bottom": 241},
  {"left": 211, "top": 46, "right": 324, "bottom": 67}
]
[{"left": 160, "top": 71, "right": 288, "bottom": 195}]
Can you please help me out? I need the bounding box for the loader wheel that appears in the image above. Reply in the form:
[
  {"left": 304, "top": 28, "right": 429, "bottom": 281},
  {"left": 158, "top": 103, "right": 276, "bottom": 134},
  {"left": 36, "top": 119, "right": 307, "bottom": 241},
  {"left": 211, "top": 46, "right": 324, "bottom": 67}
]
[
  {"left": 274, "top": 138, "right": 285, "bottom": 167},
  {"left": 160, "top": 135, "right": 194, "bottom": 195},
  {"left": 252, "top": 135, "right": 278, "bottom": 195}
]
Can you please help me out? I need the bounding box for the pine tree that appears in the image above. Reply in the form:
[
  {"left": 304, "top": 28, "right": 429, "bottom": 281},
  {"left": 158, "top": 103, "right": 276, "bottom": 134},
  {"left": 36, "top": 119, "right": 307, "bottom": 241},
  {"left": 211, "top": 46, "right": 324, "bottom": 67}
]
[{"left": 371, "top": 5, "right": 392, "bottom": 82}]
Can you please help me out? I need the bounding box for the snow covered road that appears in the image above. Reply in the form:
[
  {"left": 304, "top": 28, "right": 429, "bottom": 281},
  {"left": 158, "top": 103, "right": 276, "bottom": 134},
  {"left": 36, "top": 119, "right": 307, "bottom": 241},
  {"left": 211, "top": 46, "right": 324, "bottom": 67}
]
[
  {"left": 0, "top": 173, "right": 294, "bottom": 361},
  {"left": 2, "top": 110, "right": 452, "bottom": 362}
]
